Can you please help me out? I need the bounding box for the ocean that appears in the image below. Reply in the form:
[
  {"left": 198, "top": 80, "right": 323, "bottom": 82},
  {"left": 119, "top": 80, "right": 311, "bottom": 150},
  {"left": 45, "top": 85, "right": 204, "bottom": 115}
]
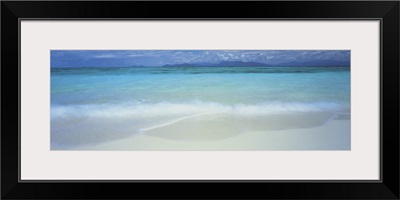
[{"left": 50, "top": 66, "right": 351, "bottom": 150}]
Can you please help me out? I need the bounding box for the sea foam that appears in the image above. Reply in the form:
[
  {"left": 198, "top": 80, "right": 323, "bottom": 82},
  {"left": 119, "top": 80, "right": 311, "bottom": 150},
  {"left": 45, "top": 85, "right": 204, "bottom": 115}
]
[{"left": 51, "top": 101, "right": 348, "bottom": 119}]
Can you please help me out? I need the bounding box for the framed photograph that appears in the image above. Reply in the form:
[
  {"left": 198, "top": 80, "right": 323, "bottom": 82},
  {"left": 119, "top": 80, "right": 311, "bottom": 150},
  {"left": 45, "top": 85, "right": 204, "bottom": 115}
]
[{"left": 2, "top": 1, "right": 399, "bottom": 199}]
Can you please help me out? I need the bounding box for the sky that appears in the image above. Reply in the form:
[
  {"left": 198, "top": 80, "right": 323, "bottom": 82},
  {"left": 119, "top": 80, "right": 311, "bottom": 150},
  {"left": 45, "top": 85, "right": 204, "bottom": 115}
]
[{"left": 51, "top": 50, "right": 350, "bottom": 68}]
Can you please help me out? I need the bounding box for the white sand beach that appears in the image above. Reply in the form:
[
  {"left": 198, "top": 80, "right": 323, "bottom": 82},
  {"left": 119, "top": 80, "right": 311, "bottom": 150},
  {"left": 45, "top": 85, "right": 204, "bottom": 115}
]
[{"left": 56, "top": 113, "right": 350, "bottom": 151}]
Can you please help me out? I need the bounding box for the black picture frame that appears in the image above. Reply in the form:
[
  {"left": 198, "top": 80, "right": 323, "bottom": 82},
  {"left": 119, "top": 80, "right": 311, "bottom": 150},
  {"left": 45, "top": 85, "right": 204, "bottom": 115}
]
[{"left": 1, "top": 1, "right": 399, "bottom": 199}]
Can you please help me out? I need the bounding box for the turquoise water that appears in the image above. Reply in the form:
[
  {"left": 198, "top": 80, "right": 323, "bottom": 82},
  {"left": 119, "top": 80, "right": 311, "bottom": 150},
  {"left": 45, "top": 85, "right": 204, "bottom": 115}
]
[{"left": 51, "top": 66, "right": 350, "bottom": 149}]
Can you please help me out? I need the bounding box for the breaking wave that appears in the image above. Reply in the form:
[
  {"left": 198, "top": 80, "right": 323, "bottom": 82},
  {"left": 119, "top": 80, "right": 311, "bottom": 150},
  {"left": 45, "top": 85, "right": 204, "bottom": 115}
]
[{"left": 51, "top": 101, "right": 348, "bottom": 119}]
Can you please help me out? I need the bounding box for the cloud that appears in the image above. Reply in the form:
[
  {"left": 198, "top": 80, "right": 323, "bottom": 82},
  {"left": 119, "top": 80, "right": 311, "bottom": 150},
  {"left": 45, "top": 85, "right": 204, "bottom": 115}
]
[{"left": 92, "top": 54, "right": 117, "bottom": 58}]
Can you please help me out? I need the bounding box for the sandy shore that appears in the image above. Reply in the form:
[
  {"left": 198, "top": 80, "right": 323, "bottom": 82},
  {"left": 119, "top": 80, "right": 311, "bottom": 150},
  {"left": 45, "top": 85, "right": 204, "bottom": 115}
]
[{"left": 56, "top": 113, "right": 350, "bottom": 151}]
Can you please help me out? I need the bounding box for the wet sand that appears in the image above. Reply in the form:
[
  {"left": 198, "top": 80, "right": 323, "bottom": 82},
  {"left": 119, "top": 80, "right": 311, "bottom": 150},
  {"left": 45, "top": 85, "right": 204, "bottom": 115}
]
[{"left": 53, "top": 113, "right": 350, "bottom": 151}]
